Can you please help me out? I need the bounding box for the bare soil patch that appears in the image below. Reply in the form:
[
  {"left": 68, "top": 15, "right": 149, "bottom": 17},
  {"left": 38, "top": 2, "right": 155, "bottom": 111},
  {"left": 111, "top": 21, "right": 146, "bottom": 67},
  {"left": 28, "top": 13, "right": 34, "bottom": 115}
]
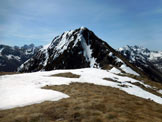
[
  {"left": 0, "top": 72, "right": 19, "bottom": 76},
  {"left": 52, "top": 72, "right": 80, "bottom": 78}
]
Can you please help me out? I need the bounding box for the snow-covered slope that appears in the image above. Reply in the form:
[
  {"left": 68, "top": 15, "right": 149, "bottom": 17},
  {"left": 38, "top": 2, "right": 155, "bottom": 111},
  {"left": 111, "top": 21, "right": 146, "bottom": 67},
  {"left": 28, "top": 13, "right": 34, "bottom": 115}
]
[
  {"left": 0, "top": 44, "right": 42, "bottom": 72},
  {"left": 118, "top": 45, "right": 162, "bottom": 71},
  {"left": 18, "top": 27, "right": 140, "bottom": 77},
  {"left": 0, "top": 68, "right": 162, "bottom": 110},
  {"left": 118, "top": 45, "right": 162, "bottom": 83}
]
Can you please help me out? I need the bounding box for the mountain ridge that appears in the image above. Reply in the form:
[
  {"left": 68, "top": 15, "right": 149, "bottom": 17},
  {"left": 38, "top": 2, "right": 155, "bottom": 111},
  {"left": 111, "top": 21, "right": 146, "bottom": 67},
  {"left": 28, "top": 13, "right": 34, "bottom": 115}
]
[
  {"left": 2, "top": 27, "right": 162, "bottom": 83},
  {"left": 118, "top": 45, "right": 162, "bottom": 83},
  {"left": 0, "top": 44, "right": 42, "bottom": 72},
  {"left": 18, "top": 27, "right": 141, "bottom": 76},
  {"left": 19, "top": 27, "right": 154, "bottom": 85}
]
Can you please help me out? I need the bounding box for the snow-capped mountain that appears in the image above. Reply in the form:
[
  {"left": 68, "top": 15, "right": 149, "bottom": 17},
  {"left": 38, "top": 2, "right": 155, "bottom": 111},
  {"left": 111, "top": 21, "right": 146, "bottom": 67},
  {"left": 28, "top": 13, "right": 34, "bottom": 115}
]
[
  {"left": 1, "top": 28, "right": 162, "bottom": 121},
  {"left": 0, "top": 44, "right": 42, "bottom": 72},
  {"left": 18, "top": 27, "right": 162, "bottom": 83},
  {"left": 118, "top": 45, "right": 162, "bottom": 82},
  {"left": 18, "top": 27, "right": 141, "bottom": 76}
]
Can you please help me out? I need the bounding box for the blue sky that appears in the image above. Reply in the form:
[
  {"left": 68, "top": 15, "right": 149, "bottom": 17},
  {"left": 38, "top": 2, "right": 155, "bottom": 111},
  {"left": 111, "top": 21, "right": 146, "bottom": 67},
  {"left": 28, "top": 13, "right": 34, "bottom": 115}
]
[{"left": 0, "top": 0, "right": 162, "bottom": 50}]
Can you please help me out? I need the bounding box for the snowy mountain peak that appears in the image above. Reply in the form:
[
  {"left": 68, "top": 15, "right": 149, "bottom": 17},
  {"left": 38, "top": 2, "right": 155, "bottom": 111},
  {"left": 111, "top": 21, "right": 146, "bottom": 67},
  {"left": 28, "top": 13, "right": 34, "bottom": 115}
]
[
  {"left": 80, "top": 26, "right": 87, "bottom": 30},
  {"left": 42, "top": 27, "right": 98, "bottom": 68},
  {"left": 48, "top": 27, "right": 90, "bottom": 51},
  {"left": 18, "top": 27, "right": 141, "bottom": 77}
]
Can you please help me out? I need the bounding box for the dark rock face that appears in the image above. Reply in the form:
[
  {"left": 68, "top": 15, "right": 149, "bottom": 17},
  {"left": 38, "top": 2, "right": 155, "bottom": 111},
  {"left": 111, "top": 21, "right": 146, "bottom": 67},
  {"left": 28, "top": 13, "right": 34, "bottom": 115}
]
[
  {"left": 118, "top": 45, "right": 162, "bottom": 83},
  {"left": 18, "top": 27, "right": 125, "bottom": 72},
  {"left": 0, "top": 44, "right": 42, "bottom": 72}
]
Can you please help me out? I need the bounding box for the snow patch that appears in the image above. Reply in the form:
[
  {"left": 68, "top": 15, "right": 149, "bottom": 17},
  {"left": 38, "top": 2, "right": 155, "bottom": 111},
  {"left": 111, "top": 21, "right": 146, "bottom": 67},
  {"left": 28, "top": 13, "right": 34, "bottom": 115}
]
[
  {"left": 43, "top": 49, "right": 49, "bottom": 67},
  {"left": 6, "top": 55, "right": 21, "bottom": 61},
  {"left": 0, "top": 48, "right": 4, "bottom": 56},
  {"left": 149, "top": 51, "right": 162, "bottom": 60},
  {"left": 0, "top": 87, "right": 69, "bottom": 110},
  {"left": 40, "top": 43, "right": 50, "bottom": 51},
  {"left": 120, "top": 64, "right": 139, "bottom": 76},
  {"left": 158, "top": 90, "right": 162, "bottom": 94},
  {"left": 0, "top": 68, "right": 162, "bottom": 110},
  {"left": 78, "top": 34, "right": 97, "bottom": 67},
  {"left": 109, "top": 67, "right": 122, "bottom": 74},
  {"left": 25, "top": 47, "right": 35, "bottom": 55},
  {"left": 115, "top": 57, "right": 124, "bottom": 63}
]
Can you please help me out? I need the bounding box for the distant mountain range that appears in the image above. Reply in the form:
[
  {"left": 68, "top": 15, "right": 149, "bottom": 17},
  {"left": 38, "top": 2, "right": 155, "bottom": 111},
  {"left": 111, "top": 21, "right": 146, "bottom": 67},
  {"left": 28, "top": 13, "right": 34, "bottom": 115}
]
[
  {"left": 0, "top": 44, "right": 42, "bottom": 72},
  {"left": 118, "top": 45, "right": 162, "bottom": 72},
  {"left": 118, "top": 45, "right": 162, "bottom": 82}
]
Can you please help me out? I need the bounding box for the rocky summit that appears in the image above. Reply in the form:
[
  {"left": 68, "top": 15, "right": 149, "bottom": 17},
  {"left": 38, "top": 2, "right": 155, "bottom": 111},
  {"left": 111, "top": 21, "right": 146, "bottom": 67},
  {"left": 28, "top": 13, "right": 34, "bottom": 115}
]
[
  {"left": 18, "top": 28, "right": 137, "bottom": 72},
  {"left": 18, "top": 27, "right": 162, "bottom": 83}
]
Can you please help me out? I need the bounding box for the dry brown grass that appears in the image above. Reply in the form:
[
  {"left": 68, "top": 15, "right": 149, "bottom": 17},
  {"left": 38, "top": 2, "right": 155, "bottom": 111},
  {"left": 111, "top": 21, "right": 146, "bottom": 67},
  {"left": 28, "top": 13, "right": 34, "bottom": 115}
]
[
  {"left": 117, "top": 73, "right": 162, "bottom": 96},
  {"left": 51, "top": 72, "right": 80, "bottom": 78},
  {"left": 118, "top": 73, "right": 162, "bottom": 89},
  {"left": 132, "top": 82, "right": 162, "bottom": 98},
  {"left": 103, "top": 77, "right": 121, "bottom": 83},
  {"left": 0, "top": 72, "right": 19, "bottom": 76},
  {"left": 0, "top": 83, "right": 162, "bottom": 122},
  {"left": 103, "top": 76, "right": 162, "bottom": 98},
  {"left": 102, "top": 65, "right": 113, "bottom": 70}
]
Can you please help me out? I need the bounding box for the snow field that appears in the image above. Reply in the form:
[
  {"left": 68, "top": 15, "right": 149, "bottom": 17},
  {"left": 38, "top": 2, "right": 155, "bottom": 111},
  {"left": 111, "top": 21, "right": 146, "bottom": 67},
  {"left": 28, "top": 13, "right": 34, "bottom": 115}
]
[{"left": 0, "top": 68, "right": 162, "bottom": 110}]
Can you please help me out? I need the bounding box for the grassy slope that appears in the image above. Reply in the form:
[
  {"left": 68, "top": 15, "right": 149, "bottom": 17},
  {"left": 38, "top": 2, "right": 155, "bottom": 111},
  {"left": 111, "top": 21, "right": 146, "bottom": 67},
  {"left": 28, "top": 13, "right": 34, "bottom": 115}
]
[
  {"left": 0, "top": 72, "right": 19, "bottom": 76},
  {"left": 0, "top": 82, "right": 162, "bottom": 122}
]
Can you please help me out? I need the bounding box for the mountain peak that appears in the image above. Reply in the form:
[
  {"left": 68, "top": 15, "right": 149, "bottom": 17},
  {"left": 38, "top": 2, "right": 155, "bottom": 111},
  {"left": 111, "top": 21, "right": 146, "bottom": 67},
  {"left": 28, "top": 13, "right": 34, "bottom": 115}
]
[
  {"left": 80, "top": 26, "right": 87, "bottom": 30},
  {"left": 19, "top": 28, "right": 145, "bottom": 82},
  {"left": 18, "top": 27, "right": 128, "bottom": 72},
  {"left": 17, "top": 28, "right": 162, "bottom": 83}
]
